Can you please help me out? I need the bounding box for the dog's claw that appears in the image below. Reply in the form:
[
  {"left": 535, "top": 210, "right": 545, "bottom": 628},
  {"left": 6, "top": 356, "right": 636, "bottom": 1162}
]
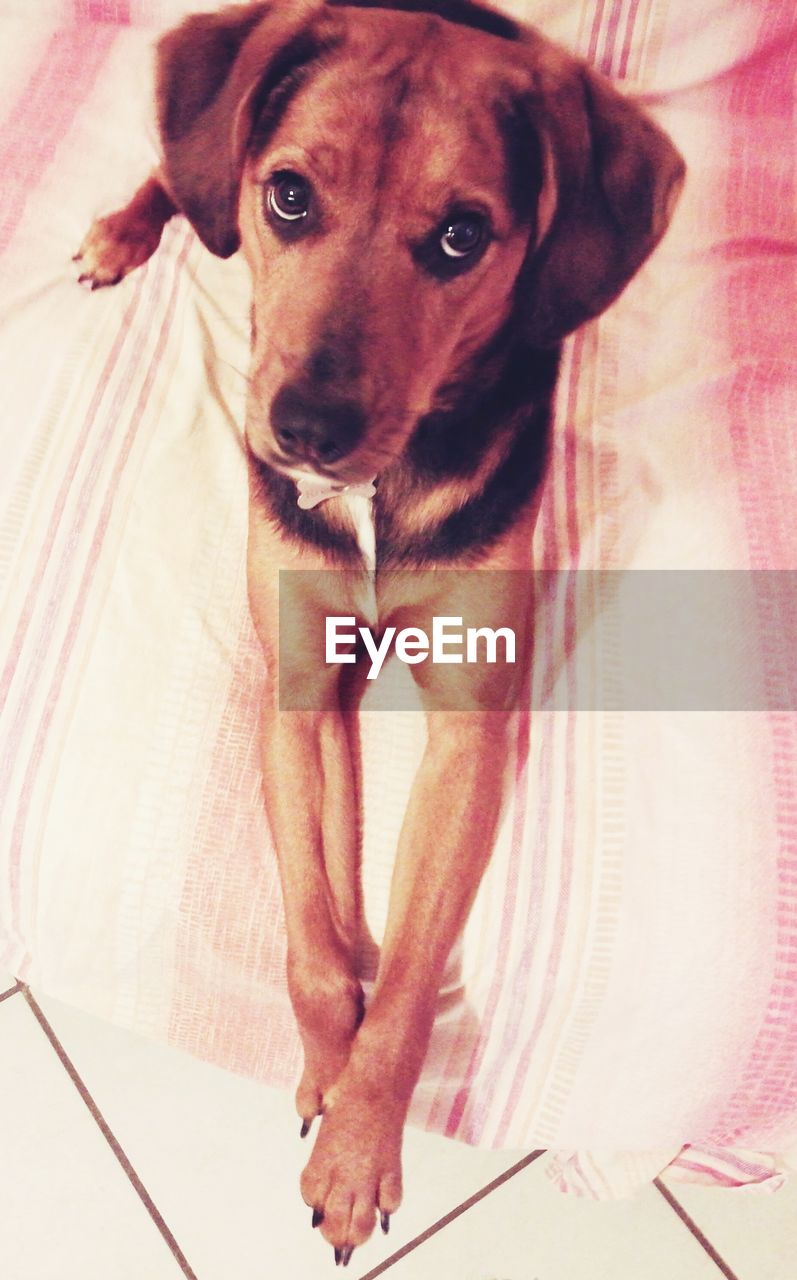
[
  {"left": 300, "top": 1118, "right": 312, "bottom": 1138},
  {"left": 312, "top": 1207, "right": 324, "bottom": 1229},
  {"left": 334, "top": 1247, "right": 342, "bottom": 1266},
  {"left": 380, "top": 1210, "right": 390, "bottom": 1234},
  {"left": 77, "top": 272, "right": 107, "bottom": 292},
  {"left": 340, "top": 1245, "right": 354, "bottom": 1267}
]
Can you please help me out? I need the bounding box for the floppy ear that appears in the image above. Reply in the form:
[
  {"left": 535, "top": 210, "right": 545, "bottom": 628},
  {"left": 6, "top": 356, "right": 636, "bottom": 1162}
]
[
  {"left": 155, "top": 0, "right": 330, "bottom": 258},
  {"left": 519, "top": 62, "right": 685, "bottom": 346}
]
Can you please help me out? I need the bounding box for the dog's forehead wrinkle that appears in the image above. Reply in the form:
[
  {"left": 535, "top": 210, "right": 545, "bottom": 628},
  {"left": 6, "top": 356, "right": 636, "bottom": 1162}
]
[{"left": 262, "top": 53, "right": 413, "bottom": 150}]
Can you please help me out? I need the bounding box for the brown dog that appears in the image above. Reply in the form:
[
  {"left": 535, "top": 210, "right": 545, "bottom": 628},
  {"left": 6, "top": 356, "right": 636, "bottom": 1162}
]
[{"left": 76, "top": 0, "right": 683, "bottom": 1263}]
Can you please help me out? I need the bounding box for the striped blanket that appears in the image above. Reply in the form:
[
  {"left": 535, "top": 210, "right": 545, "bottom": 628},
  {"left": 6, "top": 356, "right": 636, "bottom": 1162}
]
[{"left": 1, "top": 0, "right": 796, "bottom": 1197}]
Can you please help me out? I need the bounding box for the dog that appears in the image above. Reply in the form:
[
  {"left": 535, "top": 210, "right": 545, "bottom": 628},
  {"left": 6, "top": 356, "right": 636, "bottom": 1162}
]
[{"left": 75, "top": 0, "right": 684, "bottom": 1264}]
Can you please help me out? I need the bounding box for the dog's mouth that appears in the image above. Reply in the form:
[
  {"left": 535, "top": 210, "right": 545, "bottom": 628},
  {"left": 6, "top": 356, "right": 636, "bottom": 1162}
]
[
  {"left": 278, "top": 459, "right": 341, "bottom": 483},
  {"left": 247, "top": 438, "right": 377, "bottom": 488},
  {"left": 266, "top": 451, "right": 367, "bottom": 485}
]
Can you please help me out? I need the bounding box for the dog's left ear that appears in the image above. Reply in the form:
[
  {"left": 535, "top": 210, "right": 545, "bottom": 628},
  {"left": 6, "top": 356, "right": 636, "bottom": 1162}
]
[{"left": 519, "top": 60, "right": 685, "bottom": 346}]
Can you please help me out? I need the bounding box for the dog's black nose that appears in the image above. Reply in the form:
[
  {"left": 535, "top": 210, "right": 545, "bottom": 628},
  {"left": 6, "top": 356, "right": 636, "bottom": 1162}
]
[{"left": 271, "top": 384, "right": 365, "bottom": 466}]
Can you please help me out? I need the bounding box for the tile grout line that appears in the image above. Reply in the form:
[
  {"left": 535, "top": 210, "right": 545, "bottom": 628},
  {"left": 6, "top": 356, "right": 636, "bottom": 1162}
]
[
  {"left": 21, "top": 986, "right": 201, "bottom": 1280},
  {"left": 0, "top": 982, "right": 22, "bottom": 1003},
  {"left": 356, "top": 1149, "right": 546, "bottom": 1280},
  {"left": 654, "top": 1178, "right": 742, "bottom": 1280}
]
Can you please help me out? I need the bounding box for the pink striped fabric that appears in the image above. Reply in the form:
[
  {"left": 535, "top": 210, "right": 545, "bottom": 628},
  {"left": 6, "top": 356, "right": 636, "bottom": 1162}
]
[
  {"left": 0, "top": 24, "right": 117, "bottom": 257},
  {"left": 709, "top": 14, "right": 797, "bottom": 1150},
  {"left": 1, "top": 0, "right": 796, "bottom": 1200}
]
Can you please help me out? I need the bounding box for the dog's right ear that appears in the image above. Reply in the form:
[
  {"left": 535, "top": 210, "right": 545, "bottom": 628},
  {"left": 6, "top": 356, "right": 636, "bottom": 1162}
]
[{"left": 156, "top": 0, "right": 330, "bottom": 258}]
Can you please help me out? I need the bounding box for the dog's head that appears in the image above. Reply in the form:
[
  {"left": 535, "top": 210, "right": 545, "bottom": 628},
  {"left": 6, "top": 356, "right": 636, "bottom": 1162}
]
[{"left": 157, "top": 0, "right": 684, "bottom": 483}]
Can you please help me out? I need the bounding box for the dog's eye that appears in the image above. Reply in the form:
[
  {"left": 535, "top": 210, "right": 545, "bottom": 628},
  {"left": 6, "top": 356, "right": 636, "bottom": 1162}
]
[
  {"left": 440, "top": 215, "right": 486, "bottom": 259},
  {"left": 267, "top": 172, "right": 311, "bottom": 222},
  {"left": 413, "top": 210, "right": 491, "bottom": 279}
]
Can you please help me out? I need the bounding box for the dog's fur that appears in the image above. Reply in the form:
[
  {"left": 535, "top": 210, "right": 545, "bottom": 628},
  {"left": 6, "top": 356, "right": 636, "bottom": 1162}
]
[{"left": 76, "top": 0, "right": 684, "bottom": 1262}]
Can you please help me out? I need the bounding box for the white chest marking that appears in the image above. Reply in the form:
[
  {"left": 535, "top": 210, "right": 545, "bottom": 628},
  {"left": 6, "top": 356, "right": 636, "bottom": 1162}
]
[{"left": 294, "top": 475, "right": 377, "bottom": 573}]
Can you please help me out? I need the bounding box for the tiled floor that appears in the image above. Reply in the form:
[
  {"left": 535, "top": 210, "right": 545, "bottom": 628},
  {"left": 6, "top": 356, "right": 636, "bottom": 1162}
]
[{"left": 0, "top": 970, "right": 793, "bottom": 1280}]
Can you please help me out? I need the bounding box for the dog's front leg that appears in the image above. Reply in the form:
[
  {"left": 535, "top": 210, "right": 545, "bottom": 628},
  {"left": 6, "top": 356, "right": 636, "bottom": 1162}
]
[
  {"left": 301, "top": 707, "right": 515, "bottom": 1255},
  {"left": 260, "top": 691, "right": 365, "bottom": 1129},
  {"left": 248, "top": 519, "right": 368, "bottom": 1132},
  {"left": 74, "top": 170, "right": 176, "bottom": 288}
]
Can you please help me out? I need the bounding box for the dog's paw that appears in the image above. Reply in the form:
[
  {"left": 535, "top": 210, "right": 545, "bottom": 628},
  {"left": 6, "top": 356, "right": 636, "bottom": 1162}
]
[
  {"left": 73, "top": 210, "right": 160, "bottom": 289},
  {"left": 290, "top": 960, "right": 365, "bottom": 1134},
  {"left": 300, "top": 1076, "right": 403, "bottom": 1263}
]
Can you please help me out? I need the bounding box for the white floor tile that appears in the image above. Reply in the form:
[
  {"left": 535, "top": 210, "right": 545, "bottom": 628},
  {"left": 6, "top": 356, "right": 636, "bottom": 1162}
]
[
  {"left": 34, "top": 991, "right": 531, "bottom": 1279},
  {"left": 0, "top": 991, "right": 190, "bottom": 1280},
  {"left": 667, "top": 1178, "right": 797, "bottom": 1280},
  {"left": 378, "top": 1155, "right": 725, "bottom": 1280}
]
